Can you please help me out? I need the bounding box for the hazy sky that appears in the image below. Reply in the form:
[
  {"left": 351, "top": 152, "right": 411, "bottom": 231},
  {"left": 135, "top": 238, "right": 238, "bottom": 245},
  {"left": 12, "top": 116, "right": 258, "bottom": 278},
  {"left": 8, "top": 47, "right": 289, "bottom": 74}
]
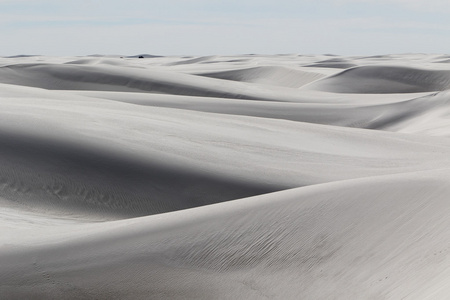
[{"left": 1, "top": 0, "right": 449, "bottom": 56}]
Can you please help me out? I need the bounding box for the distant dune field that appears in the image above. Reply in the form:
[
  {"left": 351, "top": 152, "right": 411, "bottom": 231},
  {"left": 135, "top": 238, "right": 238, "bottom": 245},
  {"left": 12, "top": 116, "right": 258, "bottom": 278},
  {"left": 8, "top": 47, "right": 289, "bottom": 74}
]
[{"left": 1, "top": 54, "right": 450, "bottom": 299}]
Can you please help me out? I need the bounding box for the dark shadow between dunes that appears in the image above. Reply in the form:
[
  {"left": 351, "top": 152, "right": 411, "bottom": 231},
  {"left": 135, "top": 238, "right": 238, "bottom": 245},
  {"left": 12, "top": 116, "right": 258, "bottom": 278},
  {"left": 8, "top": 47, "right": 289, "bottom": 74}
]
[{"left": 0, "top": 130, "right": 279, "bottom": 220}]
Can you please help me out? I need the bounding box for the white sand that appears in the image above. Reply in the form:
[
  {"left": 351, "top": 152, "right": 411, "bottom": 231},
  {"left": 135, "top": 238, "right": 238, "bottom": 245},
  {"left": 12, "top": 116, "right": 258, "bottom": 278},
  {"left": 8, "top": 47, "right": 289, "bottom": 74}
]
[{"left": 1, "top": 54, "right": 450, "bottom": 299}]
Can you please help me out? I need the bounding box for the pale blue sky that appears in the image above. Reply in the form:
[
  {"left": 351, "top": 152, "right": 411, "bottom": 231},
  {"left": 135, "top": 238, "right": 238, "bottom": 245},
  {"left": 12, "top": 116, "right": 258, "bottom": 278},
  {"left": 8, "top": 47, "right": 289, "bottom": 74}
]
[{"left": 1, "top": 0, "right": 449, "bottom": 56}]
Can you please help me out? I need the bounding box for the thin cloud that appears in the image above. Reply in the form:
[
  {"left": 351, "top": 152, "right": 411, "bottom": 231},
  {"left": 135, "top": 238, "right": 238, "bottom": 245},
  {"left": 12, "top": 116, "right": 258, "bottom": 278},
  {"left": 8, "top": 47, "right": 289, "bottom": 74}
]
[
  {"left": 1, "top": 0, "right": 449, "bottom": 55},
  {"left": 334, "top": 0, "right": 450, "bottom": 12}
]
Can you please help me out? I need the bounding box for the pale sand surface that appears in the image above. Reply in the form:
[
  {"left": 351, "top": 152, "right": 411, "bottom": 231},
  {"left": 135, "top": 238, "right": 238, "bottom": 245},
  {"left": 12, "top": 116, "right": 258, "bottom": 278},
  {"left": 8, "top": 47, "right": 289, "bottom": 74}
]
[{"left": 1, "top": 54, "right": 450, "bottom": 299}]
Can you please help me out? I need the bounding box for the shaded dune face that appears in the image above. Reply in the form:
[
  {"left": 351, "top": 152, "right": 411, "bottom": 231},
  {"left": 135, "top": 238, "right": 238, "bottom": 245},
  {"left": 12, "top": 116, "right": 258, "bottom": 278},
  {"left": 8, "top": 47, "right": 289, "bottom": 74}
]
[
  {"left": 0, "top": 63, "right": 255, "bottom": 99},
  {"left": 196, "top": 66, "right": 325, "bottom": 88},
  {"left": 0, "top": 129, "right": 276, "bottom": 219},
  {"left": 303, "top": 62, "right": 358, "bottom": 69},
  {"left": 0, "top": 63, "right": 303, "bottom": 101},
  {"left": 308, "top": 65, "right": 450, "bottom": 93}
]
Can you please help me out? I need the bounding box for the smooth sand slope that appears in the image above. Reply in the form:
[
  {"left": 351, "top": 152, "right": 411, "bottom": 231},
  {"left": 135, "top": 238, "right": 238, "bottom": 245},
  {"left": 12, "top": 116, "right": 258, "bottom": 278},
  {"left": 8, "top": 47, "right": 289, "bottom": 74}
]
[{"left": 1, "top": 54, "right": 450, "bottom": 299}]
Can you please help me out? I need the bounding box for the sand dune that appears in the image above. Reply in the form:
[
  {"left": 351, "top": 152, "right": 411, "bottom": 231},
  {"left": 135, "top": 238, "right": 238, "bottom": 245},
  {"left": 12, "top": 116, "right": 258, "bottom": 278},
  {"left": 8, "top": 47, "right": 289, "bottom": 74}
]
[
  {"left": 71, "top": 90, "right": 437, "bottom": 131},
  {"left": 166, "top": 55, "right": 219, "bottom": 66},
  {"left": 0, "top": 62, "right": 320, "bottom": 102},
  {"left": 308, "top": 65, "right": 450, "bottom": 93},
  {"left": 304, "top": 62, "right": 358, "bottom": 69},
  {"left": 0, "top": 128, "right": 276, "bottom": 219},
  {"left": 1, "top": 54, "right": 450, "bottom": 299},
  {"left": 197, "top": 66, "right": 325, "bottom": 88},
  {"left": 304, "top": 57, "right": 358, "bottom": 69},
  {"left": 3, "top": 170, "right": 450, "bottom": 299}
]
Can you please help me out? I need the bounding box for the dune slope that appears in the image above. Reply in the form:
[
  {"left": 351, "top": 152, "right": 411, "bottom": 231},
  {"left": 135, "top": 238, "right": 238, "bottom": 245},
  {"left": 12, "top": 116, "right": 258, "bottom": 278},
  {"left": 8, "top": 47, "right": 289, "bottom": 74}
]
[
  {"left": 197, "top": 66, "right": 325, "bottom": 88},
  {"left": 2, "top": 170, "right": 450, "bottom": 299},
  {"left": 0, "top": 63, "right": 312, "bottom": 102},
  {"left": 307, "top": 65, "right": 450, "bottom": 93}
]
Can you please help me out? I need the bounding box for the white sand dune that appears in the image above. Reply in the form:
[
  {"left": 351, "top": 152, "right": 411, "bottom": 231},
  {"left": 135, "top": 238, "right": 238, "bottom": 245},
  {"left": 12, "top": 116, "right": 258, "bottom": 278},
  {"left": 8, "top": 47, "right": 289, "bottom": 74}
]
[
  {"left": 0, "top": 62, "right": 321, "bottom": 102},
  {"left": 71, "top": 90, "right": 439, "bottom": 131},
  {"left": 307, "top": 65, "right": 450, "bottom": 93},
  {"left": 304, "top": 57, "right": 358, "bottom": 69},
  {"left": 1, "top": 54, "right": 450, "bottom": 299},
  {"left": 197, "top": 66, "right": 325, "bottom": 88},
  {"left": 3, "top": 170, "right": 450, "bottom": 299},
  {"left": 166, "top": 55, "right": 219, "bottom": 66}
]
